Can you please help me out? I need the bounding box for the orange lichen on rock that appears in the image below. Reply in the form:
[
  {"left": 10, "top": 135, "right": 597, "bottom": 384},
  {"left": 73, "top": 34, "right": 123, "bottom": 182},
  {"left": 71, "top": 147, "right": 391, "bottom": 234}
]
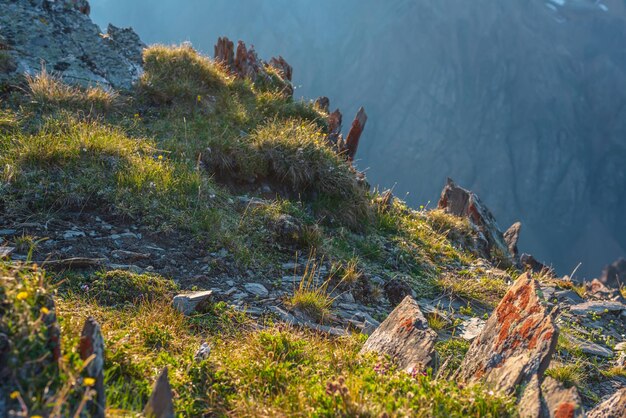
[
  {"left": 554, "top": 402, "right": 576, "bottom": 418},
  {"left": 457, "top": 273, "right": 558, "bottom": 394}
]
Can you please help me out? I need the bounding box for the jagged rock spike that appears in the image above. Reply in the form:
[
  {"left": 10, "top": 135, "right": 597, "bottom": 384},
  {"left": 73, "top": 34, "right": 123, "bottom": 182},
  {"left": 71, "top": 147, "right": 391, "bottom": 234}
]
[
  {"left": 600, "top": 257, "right": 626, "bottom": 289},
  {"left": 327, "top": 108, "right": 343, "bottom": 147},
  {"left": 360, "top": 296, "right": 437, "bottom": 374},
  {"left": 79, "top": 317, "right": 105, "bottom": 418},
  {"left": 314, "top": 96, "right": 330, "bottom": 113},
  {"left": 214, "top": 36, "right": 235, "bottom": 69},
  {"left": 520, "top": 253, "right": 556, "bottom": 278},
  {"left": 504, "top": 221, "right": 522, "bottom": 260},
  {"left": 269, "top": 55, "right": 293, "bottom": 81},
  {"left": 345, "top": 107, "right": 367, "bottom": 161},
  {"left": 457, "top": 273, "right": 558, "bottom": 395},
  {"left": 144, "top": 367, "right": 175, "bottom": 418}
]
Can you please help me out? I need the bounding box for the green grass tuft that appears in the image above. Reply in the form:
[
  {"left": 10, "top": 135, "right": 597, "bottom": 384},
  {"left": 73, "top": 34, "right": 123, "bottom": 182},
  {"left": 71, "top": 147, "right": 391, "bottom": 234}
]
[{"left": 139, "top": 44, "right": 229, "bottom": 107}]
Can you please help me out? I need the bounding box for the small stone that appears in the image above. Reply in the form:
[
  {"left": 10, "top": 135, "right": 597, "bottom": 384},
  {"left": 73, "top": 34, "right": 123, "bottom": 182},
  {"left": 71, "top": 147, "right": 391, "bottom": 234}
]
[
  {"left": 111, "top": 250, "right": 150, "bottom": 261},
  {"left": 459, "top": 317, "right": 486, "bottom": 341},
  {"left": 232, "top": 292, "right": 248, "bottom": 300},
  {"left": 194, "top": 342, "right": 211, "bottom": 362},
  {"left": 63, "top": 230, "right": 85, "bottom": 239},
  {"left": 569, "top": 301, "right": 625, "bottom": 316},
  {"left": 269, "top": 306, "right": 300, "bottom": 325},
  {"left": 565, "top": 335, "right": 613, "bottom": 358},
  {"left": 172, "top": 291, "right": 213, "bottom": 315},
  {"left": 244, "top": 283, "right": 269, "bottom": 298},
  {"left": 282, "top": 262, "right": 298, "bottom": 271},
  {"left": 341, "top": 292, "right": 356, "bottom": 303},
  {"left": 360, "top": 296, "right": 437, "bottom": 374},
  {"left": 614, "top": 342, "right": 626, "bottom": 352},
  {"left": 282, "top": 275, "right": 299, "bottom": 283},
  {"left": 107, "top": 264, "right": 143, "bottom": 274},
  {"left": 0, "top": 229, "right": 16, "bottom": 236},
  {"left": 226, "top": 280, "right": 235, "bottom": 287},
  {"left": 553, "top": 289, "right": 584, "bottom": 305},
  {"left": 223, "top": 287, "right": 238, "bottom": 297},
  {"left": 0, "top": 246, "right": 15, "bottom": 258}
]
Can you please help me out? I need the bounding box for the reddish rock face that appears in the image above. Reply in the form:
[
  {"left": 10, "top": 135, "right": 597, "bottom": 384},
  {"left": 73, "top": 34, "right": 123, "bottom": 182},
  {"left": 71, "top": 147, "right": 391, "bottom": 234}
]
[
  {"left": 457, "top": 273, "right": 558, "bottom": 394},
  {"left": 360, "top": 296, "right": 437, "bottom": 373}
]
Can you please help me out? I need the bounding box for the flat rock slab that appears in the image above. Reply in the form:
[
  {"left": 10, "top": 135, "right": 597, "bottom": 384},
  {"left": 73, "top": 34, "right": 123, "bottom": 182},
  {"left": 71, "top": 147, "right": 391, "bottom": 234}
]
[
  {"left": 0, "top": 247, "right": 15, "bottom": 258},
  {"left": 569, "top": 301, "right": 625, "bottom": 316},
  {"left": 458, "top": 273, "right": 558, "bottom": 394},
  {"left": 360, "top": 296, "right": 436, "bottom": 373},
  {"left": 244, "top": 283, "right": 269, "bottom": 298},
  {"left": 172, "top": 291, "right": 213, "bottom": 315},
  {"left": 587, "top": 388, "right": 626, "bottom": 418},
  {"left": 565, "top": 335, "right": 613, "bottom": 358}
]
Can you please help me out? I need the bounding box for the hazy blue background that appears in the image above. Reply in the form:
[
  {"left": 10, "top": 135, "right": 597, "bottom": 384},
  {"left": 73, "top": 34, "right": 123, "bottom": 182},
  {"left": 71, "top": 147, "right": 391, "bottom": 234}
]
[{"left": 90, "top": 0, "right": 626, "bottom": 279}]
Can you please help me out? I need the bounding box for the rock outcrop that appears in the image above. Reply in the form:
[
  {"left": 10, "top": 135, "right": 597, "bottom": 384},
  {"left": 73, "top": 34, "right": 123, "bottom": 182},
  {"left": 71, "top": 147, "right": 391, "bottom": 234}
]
[
  {"left": 438, "top": 178, "right": 515, "bottom": 264},
  {"left": 0, "top": 0, "right": 144, "bottom": 89},
  {"left": 599, "top": 258, "right": 626, "bottom": 289},
  {"left": 457, "top": 273, "right": 558, "bottom": 394},
  {"left": 360, "top": 296, "right": 436, "bottom": 374},
  {"left": 214, "top": 36, "right": 293, "bottom": 95}
]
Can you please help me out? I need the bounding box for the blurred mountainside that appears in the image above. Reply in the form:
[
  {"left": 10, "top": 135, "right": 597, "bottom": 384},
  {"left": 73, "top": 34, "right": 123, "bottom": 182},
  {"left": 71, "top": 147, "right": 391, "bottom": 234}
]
[{"left": 91, "top": 0, "right": 626, "bottom": 277}]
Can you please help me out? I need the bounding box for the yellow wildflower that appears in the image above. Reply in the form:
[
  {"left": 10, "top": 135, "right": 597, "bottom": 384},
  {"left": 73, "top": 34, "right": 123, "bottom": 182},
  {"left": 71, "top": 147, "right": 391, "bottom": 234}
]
[
  {"left": 83, "top": 377, "right": 96, "bottom": 387},
  {"left": 197, "top": 95, "right": 202, "bottom": 102},
  {"left": 9, "top": 391, "right": 19, "bottom": 399},
  {"left": 157, "top": 155, "right": 163, "bottom": 161},
  {"left": 31, "top": 416, "right": 43, "bottom": 418},
  {"left": 16, "top": 291, "right": 28, "bottom": 301},
  {"left": 40, "top": 307, "right": 50, "bottom": 315}
]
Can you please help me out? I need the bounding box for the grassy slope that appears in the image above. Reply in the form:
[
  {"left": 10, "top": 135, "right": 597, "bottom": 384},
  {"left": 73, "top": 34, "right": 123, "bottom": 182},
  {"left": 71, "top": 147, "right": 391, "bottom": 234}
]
[{"left": 0, "top": 45, "right": 522, "bottom": 417}]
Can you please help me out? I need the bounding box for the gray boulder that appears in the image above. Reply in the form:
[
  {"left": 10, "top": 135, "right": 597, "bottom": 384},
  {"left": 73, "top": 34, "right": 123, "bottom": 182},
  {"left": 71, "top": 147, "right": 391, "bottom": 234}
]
[
  {"left": 360, "top": 296, "right": 436, "bottom": 374},
  {"left": 0, "top": 0, "right": 144, "bottom": 89}
]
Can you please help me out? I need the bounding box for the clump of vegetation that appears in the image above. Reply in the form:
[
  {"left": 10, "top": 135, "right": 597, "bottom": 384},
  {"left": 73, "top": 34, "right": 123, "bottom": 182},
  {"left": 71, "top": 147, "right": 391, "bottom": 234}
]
[
  {"left": 425, "top": 209, "right": 476, "bottom": 249},
  {"left": 0, "top": 263, "right": 96, "bottom": 417},
  {"left": 545, "top": 362, "right": 587, "bottom": 389},
  {"left": 139, "top": 43, "right": 229, "bottom": 107},
  {"left": 0, "top": 116, "right": 225, "bottom": 233},
  {"left": 26, "top": 68, "right": 118, "bottom": 113},
  {"left": 426, "top": 313, "right": 449, "bottom": 332},
  {"left": 0, "top": 50, "right": 16, "bottom": 73},
  {"left": 437, "top": 271, "right": 509, "bottom": 307},
  {"left": 288, "top": 258, "right": 335, "bottom": 322},
  {"left": 435, "top": 338, "right": 471, "bottom": 374},
  {"left": 73, "top": 270, "right": 178, "bottom": 306}
]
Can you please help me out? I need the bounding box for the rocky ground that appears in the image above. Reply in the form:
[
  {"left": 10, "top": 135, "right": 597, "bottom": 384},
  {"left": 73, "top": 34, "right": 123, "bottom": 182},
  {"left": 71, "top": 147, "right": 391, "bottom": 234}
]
[{"left": 0, "top": 1, "right": 625, "bottom": 417}]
